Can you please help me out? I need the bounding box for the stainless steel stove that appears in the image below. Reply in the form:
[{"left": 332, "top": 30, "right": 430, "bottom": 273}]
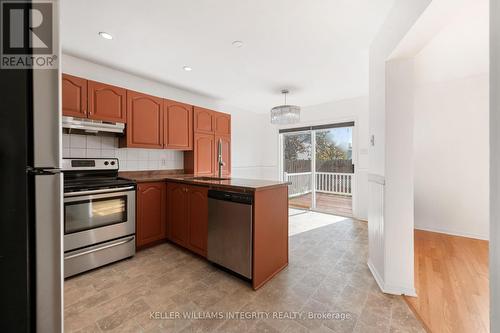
[{"left": 62, "top": 158, "right": 136, "bottom": 278}]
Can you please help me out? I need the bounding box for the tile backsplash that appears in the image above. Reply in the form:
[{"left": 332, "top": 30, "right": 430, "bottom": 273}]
[{"left": 62, "top": 134, "right": 184, "bottom": 171}]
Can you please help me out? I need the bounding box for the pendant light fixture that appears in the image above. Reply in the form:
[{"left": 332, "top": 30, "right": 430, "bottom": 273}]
[{"left": 270, "top": 89, "right": 301, "bottom": 125}]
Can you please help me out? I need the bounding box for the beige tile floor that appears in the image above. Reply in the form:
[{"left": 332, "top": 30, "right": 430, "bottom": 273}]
[{"left": 64, "top": 214, "right": 425, "bottom": 333}]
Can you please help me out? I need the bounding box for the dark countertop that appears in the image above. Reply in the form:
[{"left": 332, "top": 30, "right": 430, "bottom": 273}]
[{"left": 119, "top": 170, "right": 290, "bottom": 192}]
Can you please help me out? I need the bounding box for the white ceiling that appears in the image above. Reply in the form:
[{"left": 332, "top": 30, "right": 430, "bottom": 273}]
[{"left": 61, "top": 0, "right": 394, "bottom": 113}]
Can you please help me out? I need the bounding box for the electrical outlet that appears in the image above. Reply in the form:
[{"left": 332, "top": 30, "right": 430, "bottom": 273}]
[{"left": 160, "top": 159, "right": 167, "bottom": 167}]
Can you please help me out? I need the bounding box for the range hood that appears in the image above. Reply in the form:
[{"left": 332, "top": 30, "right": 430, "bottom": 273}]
[{"left": 62, "top": 116, "right": 125, "bottom": 134}]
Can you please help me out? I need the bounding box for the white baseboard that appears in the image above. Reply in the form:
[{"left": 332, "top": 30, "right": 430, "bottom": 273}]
[
  {"left": 367, "top": 260, "right": 385, "bottom": 291},
  {"left": 414, "top": 226, "right": 489, "bottom": 241},
  {"left": 367, "top": 260, "right": 417, "bottom": 297}
]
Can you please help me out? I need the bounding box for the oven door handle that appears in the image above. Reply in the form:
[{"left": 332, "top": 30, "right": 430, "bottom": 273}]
[
  {"left": 65, "top": 186, "right": 135, "bottom": 197},
  {"left": 64, "top": 236, "right": 135, "bottom": 260}
]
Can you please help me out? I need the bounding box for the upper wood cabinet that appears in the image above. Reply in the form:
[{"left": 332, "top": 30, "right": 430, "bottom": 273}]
[
  {"left": 215, "top": 134, "right": 231, "bottom": 176},
  {"left": 186, "top": 185, "right": 208, "bottom": 256},
  {"left": 214, "top": 112, "right": 231, "bottom": 135},
  {"left": 136, "top": 182, "right": 167, "bottom": 249},
  {"left": 185, "top": 108, "right": 231, "bottom": 175},
  {"left": 164, "top": 99, "right": 193, "bottom": 150},
  {"left": 192, "top": 133, "right": 215, "bottom": 175},
  {"left": 194, "top": 107, "right": 215, "bottom": 133},
  {"left": 62, "top": 74, "right": 87, "bottom": 118},
  {"left": 167, "top": 182, "right": 189, "bottom": 247},
  {"left": 88, "top": 81, "right": 127, "bottom": 122},
  {"left": 123, "top": 91, "right": 164, "bottom": 149}
]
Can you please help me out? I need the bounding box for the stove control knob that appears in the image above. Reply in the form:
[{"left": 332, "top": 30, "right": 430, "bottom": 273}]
[
  {"left": 110, "top": 161, "right": 116, "bottom": 166},
  {"left": 104, "top": 161, "right": 109, "bottom": 166}
]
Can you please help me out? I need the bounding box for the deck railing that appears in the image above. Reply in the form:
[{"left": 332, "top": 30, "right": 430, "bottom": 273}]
[
  {"left": 284, "top": 172, "right": 353, "bottom": 197},
  {"left": 284, "top": 172, "right": 312, "bottom": 197}
]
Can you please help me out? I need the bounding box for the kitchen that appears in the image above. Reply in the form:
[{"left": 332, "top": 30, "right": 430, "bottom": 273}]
[
  {"left": 61, "top": 46, "right": 291, "bottom": 332},
  {"left": 61, "top": 66, "right": 289, "bottom": 281}
]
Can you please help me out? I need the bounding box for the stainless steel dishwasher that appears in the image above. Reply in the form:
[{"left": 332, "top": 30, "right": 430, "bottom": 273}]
[{"left": 207, "top": 190, "right": 253, "bottom": 279}]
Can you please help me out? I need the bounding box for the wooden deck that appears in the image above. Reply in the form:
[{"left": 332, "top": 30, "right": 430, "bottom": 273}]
[{"left": 288, "top": 192, "right": 352, "bottom": 217}]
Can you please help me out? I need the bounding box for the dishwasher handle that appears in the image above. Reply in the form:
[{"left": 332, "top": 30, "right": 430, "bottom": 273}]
[{"left": 208, "top": 190, "right": 253, "bottom": 205}]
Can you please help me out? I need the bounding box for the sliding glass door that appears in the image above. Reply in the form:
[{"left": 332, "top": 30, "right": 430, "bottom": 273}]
[
  {"left": 281, "top": 123, "right": 354, "bottom": 216},
  {"left": 282, "top": 131, "right": 313, "bottom": 210}
]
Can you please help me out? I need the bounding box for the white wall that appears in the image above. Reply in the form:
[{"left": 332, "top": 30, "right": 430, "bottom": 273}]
[
  {"left": 261, "top": 96, "right": 370, "bottom": 220},
  {"left": 369, "top": 0, "right": 432, "bottom": 177},
  {"left": 368, "top": 0, "right": 431, "bottom": 296},
  {"left": 490, "top": 0, "right": 500, "bottom": 329},
  {"left": 384, "top": 58, "right": 416, "bottom": 294},
  {"left": 413, "top": 0, "right": 489, "bottom": 240},
  {"left": 62, "top": 54, "right": 267, "bottom": 177}
]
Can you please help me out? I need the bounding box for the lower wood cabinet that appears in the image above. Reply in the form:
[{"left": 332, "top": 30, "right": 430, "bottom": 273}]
[
  {"left": 186, "top": 186, "right": 208, "bottom": 256},
  {"left": 167, "top": 182, "right": 208, "bottom": 257},
  {"left": 166, "top": 182, "right": 188, "bottom": 247},
  {"left": 136, "top": 182, "right": 167, "bottom": 249}
]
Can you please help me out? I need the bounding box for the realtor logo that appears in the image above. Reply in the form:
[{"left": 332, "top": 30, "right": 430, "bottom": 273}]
[{"left": 1, "top": 0, "right": 57, "bottom": 68}]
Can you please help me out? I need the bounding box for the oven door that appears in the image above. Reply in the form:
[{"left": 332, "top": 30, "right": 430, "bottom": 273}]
[{"left": 64, "top": 186, "right": 135, "bottom": 252}]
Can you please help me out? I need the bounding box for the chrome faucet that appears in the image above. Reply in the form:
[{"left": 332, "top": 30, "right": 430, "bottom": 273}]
[{"left": 217, "top": 138, "right": 225, "bottom": 178}]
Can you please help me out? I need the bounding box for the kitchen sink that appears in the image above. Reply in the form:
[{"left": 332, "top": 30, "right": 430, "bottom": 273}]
[{"left": 190, "top": 176, "right": 230, "bottom": 181}]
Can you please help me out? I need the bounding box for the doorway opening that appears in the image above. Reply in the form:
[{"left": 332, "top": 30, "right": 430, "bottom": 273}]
[{"left": 280, "top": 122, "right": 354, "bottom": 217}]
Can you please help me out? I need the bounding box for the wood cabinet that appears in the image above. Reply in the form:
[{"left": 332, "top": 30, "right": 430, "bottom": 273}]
[
  {"left": 214, "top": 112, "right": 231, "bottom": 135},
  {"left": 123, "top": 91, "right": 164, "bottom": 148},
  {"left": 62, "top": 74, "right": 127, "bottom": 123},
  {"left": 185, "top": 107, "right": 231, "bottom": 176},
  {"left": 166, "top": 182, "right": 208, "bottom": 256},
  {"left": 253, "top": 185, "right": 289, "bottom": 290},
  {"left": 186, "top": 186, "right": 208, "bottom": 256},
  {"left": 194, "top": 107, "right": 215, "bottom": 133},
  {"left": 136, "top": 182, "right": 167, "bottom": 249},
  {"left": 164, "top": 99, "right": 193, "bottom": 150},
  {"left": 62, "top": 74, "right": 87, "bottom": 118},
  {"left": 215, "top": 134, "right": 231, "bottom": 176},
  {"left": 184, "top": 133, "right": 215, "bottom": 175},
  {"left": 88, "top": 81, "right": 127, "bottom": 122},
  {"left": 167, "top": 182, "right": 188, "bottom": 247},
  {"left": 193, "top": 107, "right": 230, "bottom": 135}
]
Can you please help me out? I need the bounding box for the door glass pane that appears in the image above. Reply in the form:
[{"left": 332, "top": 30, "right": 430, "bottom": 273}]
[
  {"left": 314, "top": 127, "right": 353, "bottom": 216},
  {"left": 283, "top": 131, "right": 312, "bottom": 210},
  {"left": 65, "top": 196, "right": 127, "bottom": 234}
]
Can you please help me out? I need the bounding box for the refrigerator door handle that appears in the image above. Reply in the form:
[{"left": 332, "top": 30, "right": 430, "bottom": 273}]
[{"left": 35, "top": 172, "right": 63, "bottom": 333}]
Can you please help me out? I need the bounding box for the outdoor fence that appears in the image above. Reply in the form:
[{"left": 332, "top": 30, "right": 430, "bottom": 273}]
[
  {"left": 284, "top": 172, "right": 353, "bottom": 197},
  {"left": 285, "top": 159, "right": 354, "bottom": 173}
]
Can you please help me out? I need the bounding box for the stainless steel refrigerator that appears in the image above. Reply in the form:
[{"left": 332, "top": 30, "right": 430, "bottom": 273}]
[{"left": 0, "top": 1, "right": 63, "bottom": 331}]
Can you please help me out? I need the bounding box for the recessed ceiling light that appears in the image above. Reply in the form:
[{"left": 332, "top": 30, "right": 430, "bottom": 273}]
[
  {"left": 98, "top": 32, "right": 113, "bottom": 40},
  {"left": 183, "top": 66, "right": 193, "bottom": 71},
  {"left": 232, "top": 40, "right": 244, "bottom": 48}
]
